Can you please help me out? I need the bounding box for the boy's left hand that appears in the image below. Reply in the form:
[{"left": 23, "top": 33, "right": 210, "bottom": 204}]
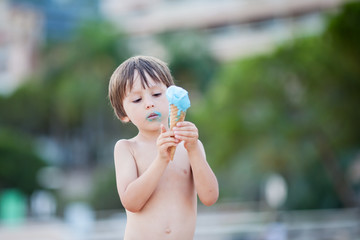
[{"left": 173, "top": 121, "right": 199, "bottom": 152}]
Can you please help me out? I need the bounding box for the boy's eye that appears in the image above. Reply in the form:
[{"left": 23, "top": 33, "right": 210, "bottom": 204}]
[
  {"left": 132, "top": 98, "right": 141, "bottom": 103},
  {"left": 153, "top": 93, "right": 162, "bottom": 97}
]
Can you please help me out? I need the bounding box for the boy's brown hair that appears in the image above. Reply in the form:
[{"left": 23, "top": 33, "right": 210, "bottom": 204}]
[{"left": 108, "top": 56, "right": 174, "bottom": 121}]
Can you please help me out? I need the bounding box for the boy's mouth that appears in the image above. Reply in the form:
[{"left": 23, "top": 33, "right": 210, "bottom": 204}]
[{"left": 146, "top": 111, "right": 162, "bottom": 122}]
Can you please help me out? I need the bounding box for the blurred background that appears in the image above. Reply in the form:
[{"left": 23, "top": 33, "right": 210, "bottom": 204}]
[{"left": 0, "top": 0, "right": 360, "bottom": 239}]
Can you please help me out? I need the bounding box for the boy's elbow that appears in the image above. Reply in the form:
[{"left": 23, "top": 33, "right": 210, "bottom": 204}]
[
  {"left": 202, "top": 196, "right": 218, "bottom": 206},
  {"left": 201, "top": 190, "right": 219, "bottom": 206},
  {"left": 122, "top": 200, "right": 143, "bottom": 213},
  {"left": 120, "top": 195, "right": 143, "bottom": 213},
  {"left": 124, "top": 204, "right": 142, "bottom": 213}
]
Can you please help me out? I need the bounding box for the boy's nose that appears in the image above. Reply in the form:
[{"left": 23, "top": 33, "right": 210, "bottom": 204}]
[
  {"left": 145, "top": 99, "right": 155, "bottom": 109},
  {"left": 144, "top": 95, "right": 155, "bottom": 109},
  {"left": 146, "top": 103, "right": 154, "bottom": 109}
]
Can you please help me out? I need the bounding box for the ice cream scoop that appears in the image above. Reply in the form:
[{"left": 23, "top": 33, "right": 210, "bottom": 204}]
[
  {"left": 166, "top": 86, "right": 191, "bottom": 160},
  {"left": 166, "top": 86, "right": 191, "bottom": 117}
]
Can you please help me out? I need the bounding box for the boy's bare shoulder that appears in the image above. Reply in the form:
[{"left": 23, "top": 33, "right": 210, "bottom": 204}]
[
  {"left": 114, "top": 138, "right": 136, "bottom": 155},
  {"left": 115, "top": 137, "right": 137, "bottom": 146}
]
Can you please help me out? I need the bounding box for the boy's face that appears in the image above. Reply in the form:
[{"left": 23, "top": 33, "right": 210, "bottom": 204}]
[{"left": 122, "top": 71, "right": 169, "bottom": 131}]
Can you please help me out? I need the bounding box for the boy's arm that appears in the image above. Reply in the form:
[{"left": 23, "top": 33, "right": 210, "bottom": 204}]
[
  {"left": 174, "top": 122, "right": 219, "bottom": 206},
  {"left": 114, "top": 140, "right": 166, "bottom": 212},
  {"left": 188, "top": 140, "right": 219, "bottom": 206},
  {"left": 114, "top": 127, "right": 177, "bottom": 212}
]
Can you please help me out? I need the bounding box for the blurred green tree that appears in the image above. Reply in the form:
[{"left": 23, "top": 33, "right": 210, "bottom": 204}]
[
  {"left": 0, "top": 129, "right": 46, "bottom": 195},
  {"left": 43, "top": 21, "right": 130, "bottom": 133},
  {"left": 0, "top": 20, "right": 132, "bottom": 167},
  {"left": 90, "top": 167, "right": 122, "bottom": 211},
  {"left": 158, "top": 31, "right": 219, "bottom": 92},
  {"left": 0, "top": 80, "right": 50, "bottom": 135},
  {"left": 0, "top": 20, "right": 132, "bottom": 209},
  {"left": 194, "top": 2, "right": 360, "bottom": 209}
]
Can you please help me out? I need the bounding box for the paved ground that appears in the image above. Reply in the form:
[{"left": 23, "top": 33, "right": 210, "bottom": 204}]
[{"left": 1, "top": 206, "right": 359, "bottom": 240}]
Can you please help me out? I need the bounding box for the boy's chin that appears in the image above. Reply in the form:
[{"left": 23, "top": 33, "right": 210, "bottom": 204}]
[{"left": 144, "top": 122, "right": 164, "bottom": 130}]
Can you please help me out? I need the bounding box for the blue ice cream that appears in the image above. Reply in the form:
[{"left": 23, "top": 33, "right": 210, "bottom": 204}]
[{"left": 166, "top": 86, "right": 191, "bottom": 117}]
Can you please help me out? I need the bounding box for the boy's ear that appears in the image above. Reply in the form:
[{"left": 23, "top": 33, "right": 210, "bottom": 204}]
[{"left": 121, "top": 116, "right": 130, "bottom": 123}]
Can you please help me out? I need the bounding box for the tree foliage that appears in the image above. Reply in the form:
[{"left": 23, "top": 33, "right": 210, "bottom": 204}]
[
  {"left": 0, "top": 129, "right": 46, "bottom": 195},
  {"left": 193, "top": 2, "right": 360, "bottom": 209},
  {"left": 158, "top": 31, "right": 218, "bottom": 92},
  {"left": 0, "top": 20, "right": 132, "bottom": 201}
]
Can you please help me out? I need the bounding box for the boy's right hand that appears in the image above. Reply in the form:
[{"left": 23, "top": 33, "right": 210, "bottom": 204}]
[{"left": 156, "top": 124, "right": 179, "bottom": 162}]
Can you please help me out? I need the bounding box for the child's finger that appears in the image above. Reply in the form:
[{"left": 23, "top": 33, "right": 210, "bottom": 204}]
[
  {"left": 163, "top": 142, "right": 178, "bottom": 149},
  {"left": 173, "top": 126, "right": 195, "bottom": 132},
  {"left": 158, "top": 136, "right": 180, "bottom": 145},
  {"left": 174, "top": 135, "right": 194, "bottom": 143},
  {"left": 160, "top": 142, "right": 178, "bottom": 154},
  {"left": 174, "top": 122, "right": 197, "bottom": 131},
  {"left": 163, "top": 136, "right": 179, "bottom": 143},
  {"left": 161, "top": 130, "right": 175, "bottom": 138},
  {"left": 174, "top": 133, "right": 198, "bottom": 143},
  {"left": 174, "top": 129, "right": 198, "bottom": 138},
  {"left": 161, "top": 124, "right": 167, "bottom": 133},
  {"left": 176, "top": 121, "right": 194, "bottom": 127}
]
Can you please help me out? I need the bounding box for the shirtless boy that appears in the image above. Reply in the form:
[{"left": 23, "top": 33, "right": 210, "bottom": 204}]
[{"left": 108, "top": 56, "right": 219, "bottom": 240}]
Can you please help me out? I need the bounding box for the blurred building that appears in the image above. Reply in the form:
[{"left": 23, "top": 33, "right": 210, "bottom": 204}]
[
  {"left": 0, "top": 0, "right": 346, "bottom": 95},
  {"left": 100, "top": 0, "right": 345, "bottom": 61},
  {"left": 0, "top": 0, "right": 43, "bottom": 95},
  {"left": 11, "top": 0, "right": 100, "bottom": 41},
  {"left": 0, "top": 0, "right": 100, "bottom": 96},
  {"left": 36, "top": 0, "right": 100, "bottom": 41}
]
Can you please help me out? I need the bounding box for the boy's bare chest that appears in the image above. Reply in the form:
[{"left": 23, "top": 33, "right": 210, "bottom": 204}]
[{"left": 133, "top": 143, "right": 191, "bottom": 180}]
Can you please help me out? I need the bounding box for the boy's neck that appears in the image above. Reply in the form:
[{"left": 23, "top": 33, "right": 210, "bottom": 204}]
[{"left": 136, "top": 128, "right": 161, "bottom": 143}]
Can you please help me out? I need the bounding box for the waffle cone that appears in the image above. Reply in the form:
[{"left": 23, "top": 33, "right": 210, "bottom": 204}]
[{"left": 169, "top": 104, "right": 186, "bottom": 160}]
